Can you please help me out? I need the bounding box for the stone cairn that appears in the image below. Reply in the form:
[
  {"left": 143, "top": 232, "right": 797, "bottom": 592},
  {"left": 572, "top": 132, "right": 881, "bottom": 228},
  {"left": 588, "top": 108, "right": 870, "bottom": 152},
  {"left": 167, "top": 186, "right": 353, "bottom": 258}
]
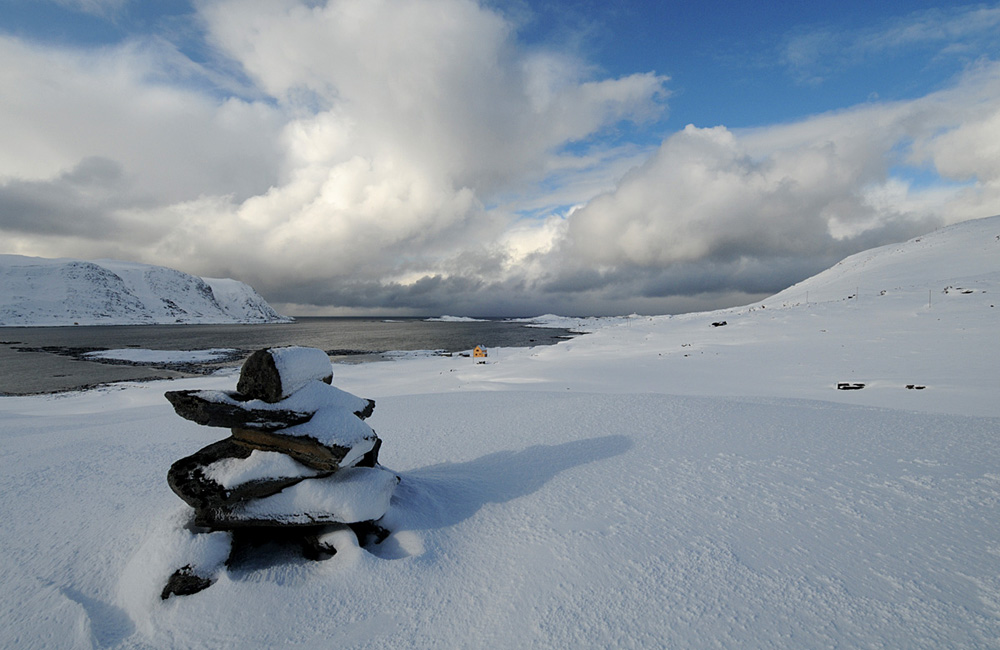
[{"left": 160, "top": 346, "right": 398, "bottom": 599}]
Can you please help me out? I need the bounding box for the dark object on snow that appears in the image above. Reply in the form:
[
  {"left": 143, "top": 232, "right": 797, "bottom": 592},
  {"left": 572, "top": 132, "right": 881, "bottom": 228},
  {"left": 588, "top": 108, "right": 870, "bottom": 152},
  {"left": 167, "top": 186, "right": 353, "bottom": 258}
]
[
  {"left": 161, "top": 565, "right": 214, "bottom": 599},
  {"left": 161, "top": 346, "right": 397, "bottom": 597},
  {"left": 906, "top": 384, "right": 927, "bottom": 390},
  {"left": 711, "top": 321, "right": 728, "bottom": 327},
  {"left": 237, "top": 347, "right": 332, "bottom": 402},
  {"left": 165, "top": 390, "right": 315, "bottom": 431},
  {"left": 229, "top": 426, "right": 362, "bottom": 472},
  {"left": 167, "top": 437, "right": 328, "bottom": 511},
  {"left": 199, "top": 467, "right": 399, "bottom": 530},
  {"left": 837, "top": 383, "right": 866, "bottom": 390},
  {"left": 349, "top": 519, "right": 392, "bottom": 546}
]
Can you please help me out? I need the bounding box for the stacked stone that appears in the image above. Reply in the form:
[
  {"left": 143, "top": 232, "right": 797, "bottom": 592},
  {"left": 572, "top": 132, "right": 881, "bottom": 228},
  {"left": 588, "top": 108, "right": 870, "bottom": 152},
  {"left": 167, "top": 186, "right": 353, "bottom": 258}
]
[{"left": 161, "top": 346, "right": 398, "bottom": 597}]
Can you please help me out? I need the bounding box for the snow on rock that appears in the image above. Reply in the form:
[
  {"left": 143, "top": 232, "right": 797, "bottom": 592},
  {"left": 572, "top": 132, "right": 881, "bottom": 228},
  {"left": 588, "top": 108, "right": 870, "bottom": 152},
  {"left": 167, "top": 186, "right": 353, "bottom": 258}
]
[
  {"left": 181, "top": 380, "right": 375, "bottom": 444},
  {"left": 271, "top": 380, "right": 372, "bottom": 419},
  {"left": 218, "top": 466, "right": 399, "bottom": 526},
  {"left": 277, "top": 395, "right": 379, "bottom": 451},
  {"left": 203, "top": 450, "right": 322, "bottom": 489},
  {"left": 0, "top": 255, "right": 290, "bottom": 326},
  {"left": 162, "top": 345, "right": 393, "bottom": 594},
  {"left": 237, "top": 347, "right": 335, "bottom": 402}
]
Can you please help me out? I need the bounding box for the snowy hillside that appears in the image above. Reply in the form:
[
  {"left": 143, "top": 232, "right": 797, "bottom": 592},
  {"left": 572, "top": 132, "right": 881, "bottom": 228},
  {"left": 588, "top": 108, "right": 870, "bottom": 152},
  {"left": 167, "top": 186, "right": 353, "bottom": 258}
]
[
  {"left": 770, "top": 218, "right": 1000, "bottom": 304},
  {"left": 0, "top": 256, "right": 290, "bottom": 325},
  {"left": 0, "top": 216, "right": 998, "bottom": 648}
]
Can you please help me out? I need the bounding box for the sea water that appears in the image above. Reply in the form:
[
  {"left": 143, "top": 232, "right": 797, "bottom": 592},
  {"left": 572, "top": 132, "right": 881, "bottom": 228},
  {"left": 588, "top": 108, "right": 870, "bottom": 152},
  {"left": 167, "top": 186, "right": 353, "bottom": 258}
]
[{"left": 0, "top": 317, "right": 576, "bottom": 395}]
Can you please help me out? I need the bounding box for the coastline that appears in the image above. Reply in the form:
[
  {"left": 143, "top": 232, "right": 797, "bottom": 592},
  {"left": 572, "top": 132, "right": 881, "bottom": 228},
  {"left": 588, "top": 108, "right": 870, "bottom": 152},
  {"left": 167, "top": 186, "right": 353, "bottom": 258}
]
[{"left": 0, "top": 317, "right": 578, "bottom": 396}]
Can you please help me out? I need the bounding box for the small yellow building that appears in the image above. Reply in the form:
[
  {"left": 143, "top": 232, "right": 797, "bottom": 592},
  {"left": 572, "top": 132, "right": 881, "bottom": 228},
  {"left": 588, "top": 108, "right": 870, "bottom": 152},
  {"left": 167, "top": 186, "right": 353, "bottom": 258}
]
[{"left": 473, "top": 346, "right": 488, "bottom": 361}]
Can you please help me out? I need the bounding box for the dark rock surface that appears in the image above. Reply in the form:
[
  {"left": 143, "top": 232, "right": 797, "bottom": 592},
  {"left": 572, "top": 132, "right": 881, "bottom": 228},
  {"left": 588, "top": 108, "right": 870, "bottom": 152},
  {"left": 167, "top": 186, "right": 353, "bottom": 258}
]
[
  {"left": 161, "top": 565, "right": 214, "bottom": 600},
  {"left": 229, "top": 426, "right": 371, "bottom": 472},
  {"left": 165, "top": 390, "right": 314, "bottom": 430},
  {"left": 237, "top": 348, "right": 332, "bottom": 403},
  {"left": 167, "top": 437, "right": 328, "bottom": 511}
]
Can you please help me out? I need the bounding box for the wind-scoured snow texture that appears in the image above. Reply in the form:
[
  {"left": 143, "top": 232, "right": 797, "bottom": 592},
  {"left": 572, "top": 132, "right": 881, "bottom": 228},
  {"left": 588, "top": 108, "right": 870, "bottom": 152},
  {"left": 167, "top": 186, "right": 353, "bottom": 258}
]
[
  {"left": 0, "top": 255, "right": 291, "bottom": 326},
  {"left": 0, "top": 216, "right": 998, "bottom": 648}
]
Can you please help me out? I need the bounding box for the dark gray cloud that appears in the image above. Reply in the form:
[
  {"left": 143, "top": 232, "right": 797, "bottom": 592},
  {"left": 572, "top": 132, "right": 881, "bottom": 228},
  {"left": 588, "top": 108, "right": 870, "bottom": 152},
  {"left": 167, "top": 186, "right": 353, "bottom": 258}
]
[{"left": 0, "top": 157, "right": 128, "bottom": 236}]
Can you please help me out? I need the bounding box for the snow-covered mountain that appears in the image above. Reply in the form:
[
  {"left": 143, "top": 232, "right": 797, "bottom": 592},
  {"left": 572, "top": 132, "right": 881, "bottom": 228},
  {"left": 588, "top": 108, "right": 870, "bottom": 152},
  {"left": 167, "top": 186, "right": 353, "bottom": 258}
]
[{"left": 0, "top": 255, "right": 291, "bottom": 325}]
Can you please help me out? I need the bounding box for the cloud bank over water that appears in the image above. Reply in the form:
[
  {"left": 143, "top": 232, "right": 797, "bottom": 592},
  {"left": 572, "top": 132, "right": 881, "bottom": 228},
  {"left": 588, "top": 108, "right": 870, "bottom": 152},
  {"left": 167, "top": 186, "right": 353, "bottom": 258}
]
[{"left": 1, "top": 0, "right": 999, "bottom": 315}]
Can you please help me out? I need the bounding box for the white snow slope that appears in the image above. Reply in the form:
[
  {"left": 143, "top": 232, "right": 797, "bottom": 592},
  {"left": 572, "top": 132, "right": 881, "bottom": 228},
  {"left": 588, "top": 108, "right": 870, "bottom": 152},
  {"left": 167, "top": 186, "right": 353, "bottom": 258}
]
[
  {"left": 0, "top": 256, "right": 290, "bottom": 325},
  {"left": 0, "top": 217, "right": 998, "bottom": 649}
]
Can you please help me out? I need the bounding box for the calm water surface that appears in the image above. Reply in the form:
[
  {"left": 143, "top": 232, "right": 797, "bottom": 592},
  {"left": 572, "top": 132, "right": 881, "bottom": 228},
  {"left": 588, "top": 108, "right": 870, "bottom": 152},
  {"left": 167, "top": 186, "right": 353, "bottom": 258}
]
[{"left": 0, "top": 317, "right": 575, "bottom": 395}]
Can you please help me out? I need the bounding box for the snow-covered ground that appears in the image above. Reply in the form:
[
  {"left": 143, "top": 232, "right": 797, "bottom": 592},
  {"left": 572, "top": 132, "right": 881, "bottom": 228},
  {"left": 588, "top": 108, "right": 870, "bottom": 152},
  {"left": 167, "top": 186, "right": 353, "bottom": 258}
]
[
  {"left": 423, "top": 315, "right": 487, "bottom": 322},
  {"left": 81, "top": 349, "right": 240, "bottom": 365},
  {"left": 1, "top": 217, "right": 998, "bottom": 648}
]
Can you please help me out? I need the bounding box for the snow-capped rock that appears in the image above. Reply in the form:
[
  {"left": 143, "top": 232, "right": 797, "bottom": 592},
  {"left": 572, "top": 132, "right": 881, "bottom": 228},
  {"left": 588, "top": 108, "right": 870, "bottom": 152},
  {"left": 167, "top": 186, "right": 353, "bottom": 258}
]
[{"left": 0, "top": 255, "right": 290, "bottom": 325}]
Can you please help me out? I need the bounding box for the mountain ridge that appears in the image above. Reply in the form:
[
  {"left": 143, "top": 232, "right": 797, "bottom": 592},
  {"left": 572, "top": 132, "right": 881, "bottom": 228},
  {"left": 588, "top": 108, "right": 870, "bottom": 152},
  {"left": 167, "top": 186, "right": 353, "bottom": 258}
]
[{"left": 0, "top": 255, "right": 291, "bottom": 326}]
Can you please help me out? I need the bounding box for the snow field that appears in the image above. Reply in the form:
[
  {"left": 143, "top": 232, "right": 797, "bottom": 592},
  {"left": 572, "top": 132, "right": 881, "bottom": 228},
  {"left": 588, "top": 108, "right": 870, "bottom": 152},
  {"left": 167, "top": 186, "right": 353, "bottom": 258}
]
[{"left": 1, "top": 379, "right": 999, "bottom": 647}]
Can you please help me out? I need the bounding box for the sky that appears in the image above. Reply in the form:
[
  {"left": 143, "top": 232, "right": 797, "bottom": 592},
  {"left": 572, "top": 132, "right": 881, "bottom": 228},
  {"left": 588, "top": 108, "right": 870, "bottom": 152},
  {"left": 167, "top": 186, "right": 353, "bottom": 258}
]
[{"left": 0, "top": 0, "right": 998, "bottom": 317}]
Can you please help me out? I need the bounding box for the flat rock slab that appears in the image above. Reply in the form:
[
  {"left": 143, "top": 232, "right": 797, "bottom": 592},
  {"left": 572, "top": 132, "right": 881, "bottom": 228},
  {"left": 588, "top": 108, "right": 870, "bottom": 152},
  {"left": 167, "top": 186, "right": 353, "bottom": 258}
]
[
  {"left": 198, "top": 465, "right": 400, "bottom": 529},
  {"left": 168, "top": 437, "right": 329, "bottom": 510},
  {"left": 230, "top": 426, "right": 378, "bottom": 472},
  {"left": 165, "top": 390, "right": 314, "bottom": 431}
]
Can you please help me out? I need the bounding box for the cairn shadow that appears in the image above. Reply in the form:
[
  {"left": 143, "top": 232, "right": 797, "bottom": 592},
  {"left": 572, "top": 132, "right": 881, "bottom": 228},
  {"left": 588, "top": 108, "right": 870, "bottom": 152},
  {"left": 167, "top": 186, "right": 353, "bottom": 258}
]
[
  {"left": 230, "top": 435, "right": 632, "bottom": 570},
  {"left": 57, "top": 584, "right": 135, "bottom": 648},
  {"left": 386, "top": 434, "right": 632, "bottom": 533}
]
